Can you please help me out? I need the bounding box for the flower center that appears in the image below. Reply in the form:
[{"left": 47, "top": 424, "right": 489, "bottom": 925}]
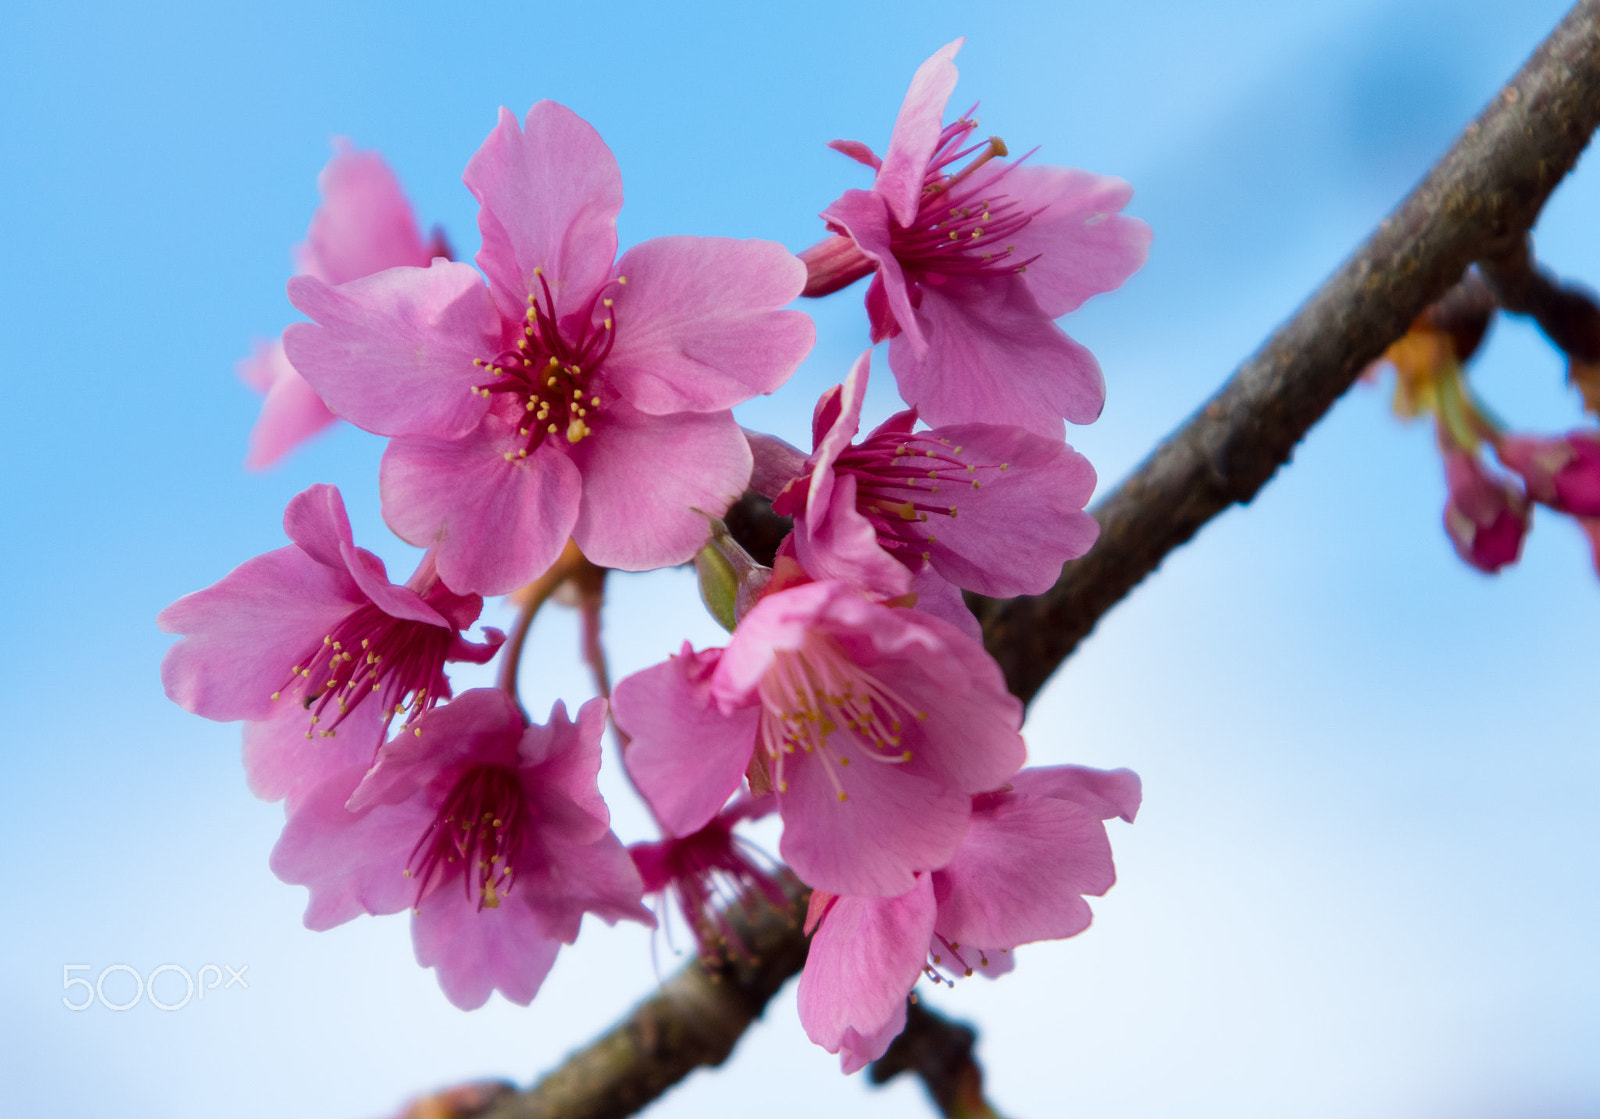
[
  {"left": 406, "top": 765, "right": 527, "bottom": 910},
  {"left": 889, "top": 115, "right": 1039, "bottom": 279},
  {"left": 273, "top": 604, "right": 454, "bottom": 743},
  {"left": 755, "top": 634, "right": 925, "bottom": 802},
  {"left": 833, "top": 431, "right": 1009, "bottom": 570},
  {"left": 470, "top": 268, "right": 629, "bottom": 460}
]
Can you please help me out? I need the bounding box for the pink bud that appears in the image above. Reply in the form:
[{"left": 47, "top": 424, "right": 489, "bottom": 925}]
[
  {"left": 1497, "top": 432, "right": 1600, "bottom": 516},
  {"left": 1442, "top": 449, "right": 1531, "bottom": 573}
]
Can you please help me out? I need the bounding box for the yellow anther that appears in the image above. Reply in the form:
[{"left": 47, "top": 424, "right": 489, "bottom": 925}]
[
  {"left": 503, "top": 451, "right": 515, "bottom": 461},
  {"left": 999, "top": 463, "right": 1010, "bottom": 471},
  {"left": 837, "top": 791, "right": 848, "bottom": 802},
  {"left": 839, "top": 756, "right": 850, "bottom": 766},
  {"left": 590, "top": 396, "right": 599, "bottom": 406},
  {"left": 547, "top": 423, "right": 558, "bottom": 434},
  {"left": 533, "top": 266, "right": 543, "bottom": 275},
  {"left": 602, "top": 298, "right": 613, "bottom": 307},
  {"left": 617, "top": 275, "right": 628, "bottom": 284}
]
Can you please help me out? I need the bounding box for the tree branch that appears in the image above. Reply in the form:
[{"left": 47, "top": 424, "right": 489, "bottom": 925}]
[
  {"left": 974, "top": 0, "right": 1600, "bottom": 703},
  {"left": 467, "top": 4, "right": 1600, "bottom": 1116}
]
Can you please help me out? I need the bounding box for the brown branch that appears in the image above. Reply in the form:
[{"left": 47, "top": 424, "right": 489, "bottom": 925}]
[
  {"left": 973, "top": 0, "right": 1600, "bottom": 704},
  {"left": 1478, "top": 234, "right": 1600, "bottom": 362},
  {"left": 869, "top": 1002, "right": 1002, "bottom": 1119},
  {"left": 464, "top": 5, "right": 1600, "bottom": 1117}
]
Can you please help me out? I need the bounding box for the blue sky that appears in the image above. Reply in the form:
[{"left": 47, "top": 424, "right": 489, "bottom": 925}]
[{"left": 2, "top": 0, "right": 1596, "bottom": 1116}]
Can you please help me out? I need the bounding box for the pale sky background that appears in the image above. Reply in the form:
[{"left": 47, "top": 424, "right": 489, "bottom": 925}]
[{"left": 2, "top": 0, "right": 1597, "bottom": 1116}]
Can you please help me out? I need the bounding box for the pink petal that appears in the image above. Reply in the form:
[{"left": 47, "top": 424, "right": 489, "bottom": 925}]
[
  {"left": 920, "top": 423, "right": 1100, "bottom": 597},
  {"left": 524, "top": 829, "right": 654, "bottom": 943},
  {"left": 797, "top": 876, "right": 934, "bottom": 1051},
  {"left": 282, "top": 484, "right": 453, "bottom": 628},
  {"left": 777, "top": 745, "right": 970, "bottom": 897},
  {"left": 518, "top": 697, "right": 615, "bottom": 845},
  {"left": 711, "top": 581, "right": 841, "bottom": 702},
  {"left": 285, "top": 262, "right": 499, "bottom": 439},
  {"left": 299, "top": 142, "right": 431, "bottom": 286},
  {"left": 745, "top": 429, "right": 809, "bottom": 500},
  {"left": 931, "top": 790, "right": 1114, "bottom": 949},
  {"left": 348, "top": 687, "right": 523, "bottom": 812},
  {"left": 239, "top": 340, "right": 338, "bottom": 469},
  {"left": 380, "top": 425, "right": 582, "bottom": 597},
  {"left": 1009, "top": 764, "right": 1143, "bottom": 823},
  {"left": 615, "top": 647, "right": 760, "bottom": 836},
  {"left": 602, "top": 237, "right": 813, "bottom": 414},
  {"left": 839, "top": 1003, "right": 908, "bottom": 1074},
  {"left": 997, "top": 163, "right": 1151, "bottom": 318},
  {"left": 464, "top": 103, "right": 622, "bottom": 321},
  {"left": 906, "top": 567, "right": 980, "bottom": 640},
  {"left": 875, "top": 40, "right": 963, "bottom": 227},
  {"left": 568, "top": 401, "right": 752, "bottom": 571},
  {"left": 804, "top": 351, "right": 872, "bottom": 524},
  {"left": 159, "top": 546, "right": 360, "bottom": 721},
  {"left": 827, "top": 139, "right": 883, "bottom": 171},
  {"left": 793, "top": 472, "right": 914, "bottom": 598},
  {"left": 888, "top": 274, "right": 1104, "bottom": 435},
  {"left": 243, "top": 697, "right": 382, "bottom": 810},
  {"left": 824, "top": 190, "right": 925, "bottom": 354},
  {"left": 269, "top": 765, "right": 430, "bottom": 930},
  {"left": 412, "top": 891, "right": 562, "bottom": 1009}
]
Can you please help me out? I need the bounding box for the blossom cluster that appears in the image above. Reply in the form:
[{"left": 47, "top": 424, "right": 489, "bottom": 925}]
[{"left": 159, "top": 39, "right": 1148, "bottom": 1071}]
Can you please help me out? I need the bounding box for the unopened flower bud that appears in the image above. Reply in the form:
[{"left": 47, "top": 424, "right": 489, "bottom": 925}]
[
  {"left": 1442, "top": 449, "right": 1531, "bottom": 574},
  {"left": 693, "top": 520, "right": 772, "bottom": 631},
  {"left": 1496, "top": 432, "right": 1600, "bottom": 516}
]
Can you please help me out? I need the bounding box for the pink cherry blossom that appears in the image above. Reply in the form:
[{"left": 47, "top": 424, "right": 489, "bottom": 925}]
[
  {"left": 271, "top": 690, "right": 651, "bottom": 1009},
  {"left": 801, "top": 39, "right": 1150, "bottom": 438},
  {"left": 1496, "top": 431, "right": 1600, "bottom": 516},
  {"left": 629, "top": 795, "right": 788, "bottom": 960},
  {"left": 760, "top": 351, "right": 1099, "bottom": 600},
  {"left": 159, "top": 484, "right": 501, "bottom": 807},
  {"left": 614, "top": 580, "right": 1025, "bottom": 898},
  {"left": 242, "top": 141, "right": 443, "bottom": 468},
  {"left": 285, "top": 102, "right": 815, "bottom": 594},
  {"left": 1442, "top": 447, "right": 1531, "bottom": 573},
  {"left": 797, "top": 765, "right": 1140, "bottom": 1071}
]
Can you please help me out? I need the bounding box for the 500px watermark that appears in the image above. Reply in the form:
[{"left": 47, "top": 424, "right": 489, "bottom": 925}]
[{"left": 61, "top": 963, "right": 249, "bottom": 1011}]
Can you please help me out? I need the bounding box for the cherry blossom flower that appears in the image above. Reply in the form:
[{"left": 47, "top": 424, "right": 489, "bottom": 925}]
[
  {"left": 629, "top": 795, "right": 789, "bottom": 960},
  {"left": 1442, "top": 447, "right": 1531, "bottom": 573},
  {"left": 755, "top": 351, "right": 1098, "bottom": 600},
  {"left": 614, "top": 581, "right": 1025, "bottom": 898},
  {"left": 158, "top": 484, "right": 501, "bottom": 807},
  {"left": 797, "top": 765, "right": 1141, "bottom": 1071},
  {"left": 271, "top": 690, "right": 651, "bottom": 1009},
  {"left": 1496, "top": 431, "right": 1600, "bottom": 516},
  {"left": 242, "top": 142, "right": 444, "bottom": 468},
  {"left": 801, "top": 39, "right": 1149, "bottom": 438},
  {"left": 285, "top": 102, "right": 814, "bottom": 594}
]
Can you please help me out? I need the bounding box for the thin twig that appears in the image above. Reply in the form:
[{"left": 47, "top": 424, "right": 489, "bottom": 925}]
[{"left": 465, "top": 5, "right": 1600, "bottom": 1116}]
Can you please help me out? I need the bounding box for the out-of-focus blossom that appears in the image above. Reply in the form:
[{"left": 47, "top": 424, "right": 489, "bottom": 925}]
[
  {"left": 801, "top": 39, "right": 1148, "bottom": 438},
  {"left": 271, "top": 690, "right": 652, "bottom": 1009},
  {"left": 797, "top": 765, "right": 1140, "bottom": 1070},
  {"left": 158, "top": 484, "right": 501, "bottom": 806},
  {"left": 285, "top": 102, "right": 814, "bottom": 594},
  {"left": 1496, "top": 431, "right": 1600, "bottom": 516},
  {"left": 243, "top": 142, "right": 444, "bottom": 468},
  {"left": 1442, "top": 447, "right": 1531, "bottom": 574},
  {"left": 614, "top": 580, "right": 1025, "bottom": 898},
  {"left": 629, "top": 796, "right": 789, "bottom": 960},
  {"left": 757, "top": 351, "right": 1098, "bottom": 600}
]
